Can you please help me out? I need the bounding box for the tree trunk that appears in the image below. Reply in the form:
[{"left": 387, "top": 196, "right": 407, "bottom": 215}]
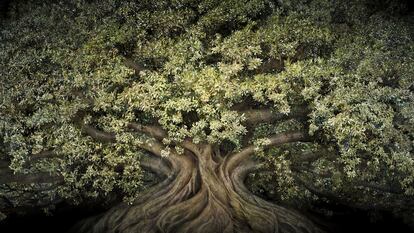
[{"left": 70, "top": 144, "right": 323, "bottom": 233}]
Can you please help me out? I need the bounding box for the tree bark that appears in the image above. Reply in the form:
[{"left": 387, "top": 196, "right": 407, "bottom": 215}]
[{"left": 70, "top": 140, "right": 323, "bottom": 233}]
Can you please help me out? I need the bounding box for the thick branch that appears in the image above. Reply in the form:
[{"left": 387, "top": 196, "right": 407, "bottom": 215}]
[
  {"left": 82, "top": 124, "right": 167, "bottom": 157},
  {"left": 225, "top": 131, "right": 311, "bottom": 173},
  {"left": 136, "top": 139, "right": 166, "bottom": 157},
  {"left": 140, "top": 155, "right": 172, "bottom": 177},
  {"left": 82, "top": 125, "right": 116, "bottom": 143},
  {"left": 241, "top": 106, "right": 308, "bottom": 126},
  {"left": 30, "top": 150, "right": 58, "bottom": 161},
  {"left": 127, "top": 123, "right": 167, "bottom": 140},
  {"left": 233, "top": 158, "right": 265, "bottom": 182},
  {"left": 128, "top": 122, "right": 201, "bottom": 156},
  {"left": 292, "top": 148, "right": 335, "bottom": 164},
  {"left": 123, "top": 58, "right": 145, "bottom": 74},
  {"left": 0, "top": 171, "right": 63, "bottom": 184}
]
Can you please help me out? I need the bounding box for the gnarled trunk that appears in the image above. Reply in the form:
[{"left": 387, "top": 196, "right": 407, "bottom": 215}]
[{"left": 70, "top": 143, "right": 323, "bottom": 233}]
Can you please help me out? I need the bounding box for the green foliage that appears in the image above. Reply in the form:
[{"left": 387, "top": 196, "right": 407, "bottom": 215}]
[{"left": 0, "top": 0, "right": 413, "bottom": 221}]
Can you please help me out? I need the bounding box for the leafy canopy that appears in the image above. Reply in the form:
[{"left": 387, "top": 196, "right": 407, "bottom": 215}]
[{"left": 0, "top": 0, "right": 413, "bottom": 216}]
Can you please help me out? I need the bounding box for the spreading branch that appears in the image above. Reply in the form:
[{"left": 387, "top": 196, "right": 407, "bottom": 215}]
[
  {"left": 82, "top": 125, "right": 116, "bottom": 143},
  {"left": 241, "top": 106, "right": 309, "bottom": 126},
  {"left": 225, "top": 131, "right": 312, "bottom": 173},
  {"left": 0, "top": 151, "right": 63, "bottom": 185},
  {"left": 0, "top": 170, "right": 63, "bottom": 184},
  {"left": 81, "top": 124, "right": 167, "bottom": 157},
  {"left": 234, "top": 158, "right": 265, "bottom": 182},
  {"left": 123, "top": 58, "right": 145, "bottom": 74},
  {"left": 291, "top": 148, "right": 335, "bottom": 164},
  {"left": 127, "top": 123, "right": 167, "bottom": 140},
  {"left": 128, "top": 122, "right": 201, "bottom": 156},
  {"left": 140, "top": 155, "right": 172, "bottom": 177},
  {"left": 30, "top": 150, "right": 58, "bottom": 161}
]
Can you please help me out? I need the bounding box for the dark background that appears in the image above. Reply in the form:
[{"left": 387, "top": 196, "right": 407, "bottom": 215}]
[
  {"left": 0, "top": 0, "right": 11, "bottom": 18},
  {"left": 0, "top": 202, "right": 413, "bottom": 233},
  {"left": 1, "top": 0, "right": 414, "bottom": 18}
]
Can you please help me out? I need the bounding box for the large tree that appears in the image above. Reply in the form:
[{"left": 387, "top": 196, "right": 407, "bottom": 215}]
[{"left": 1, "top": 0, "right": 413, "bottom": 232}]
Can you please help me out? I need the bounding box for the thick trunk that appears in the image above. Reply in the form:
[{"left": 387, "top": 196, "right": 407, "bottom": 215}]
[{"left": 70, "top": 147, "right": 323, "bottom": 233}]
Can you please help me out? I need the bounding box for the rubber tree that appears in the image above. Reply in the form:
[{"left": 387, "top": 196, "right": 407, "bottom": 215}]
[{"left": 1, "top": 0, "right": 413, "bottom": 232}]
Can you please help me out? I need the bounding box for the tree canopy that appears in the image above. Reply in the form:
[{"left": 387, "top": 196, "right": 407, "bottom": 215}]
[{"left": 0, "top": 0, "right": 413, "bottom": 231}]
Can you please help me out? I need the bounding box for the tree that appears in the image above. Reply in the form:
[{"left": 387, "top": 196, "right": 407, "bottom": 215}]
[{"left": 0, "top": 0, "right": 413, "bottom": 232}]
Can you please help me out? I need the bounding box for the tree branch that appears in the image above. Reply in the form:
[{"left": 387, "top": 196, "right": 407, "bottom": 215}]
[
  {"left": 128, "top": 122, "right": 201, "bottom": 156},
  {"left": 137, "top": 139, "right": 166, "bottom": 157},
  {"left": 292, "top": 148, "right": 335, "bottom": 164},
  {"left": 225, "top": 131, "right": 312, "bottom": 173},
  {"left": 30, "top": 150, "right": 58, "bottom": 161},
  {"left": 81, "top": 123, "right": 166, "bottom": 157},
  {"left": 234, "top": 158, "right": 265, "bottom": 182},
  {"left": 140, "top": 155, "right": 172, "bottom": 177},
  {"left": 0, "top": 171, "right": 63, "bottom": 184},
  {"left": 241, "top": 106, "right": 308, "bottom": 126},
  {"left": 123, "top": 58, "right": 145, "bottom": 74},
  {"left": 127, "top": 123, "right": 167, "bottom": 140},
  {"left": 82, "top": 125, "right": 116, "bottom": 143}
]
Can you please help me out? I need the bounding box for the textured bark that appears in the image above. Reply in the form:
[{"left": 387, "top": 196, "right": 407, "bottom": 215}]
[
  {"left": 70, "top": 142, "right": 324, "bottom": 233},
  {"left": 0, "top": 155, "right": 64, "bottom": 218},
  {"left": 241, "top": 106, "right": 309, "bottom": 126}
]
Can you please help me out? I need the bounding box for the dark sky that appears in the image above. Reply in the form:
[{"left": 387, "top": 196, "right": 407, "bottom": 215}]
[
  {"left": 0, "top": 0, "right": 11, "bottom": 18},
  {"left": 0, "top": 0, "right": 413, "bottom": 17}
]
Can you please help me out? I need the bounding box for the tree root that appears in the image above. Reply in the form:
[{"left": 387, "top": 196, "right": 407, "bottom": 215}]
[{"left": 70, "top": 152, "right": 324, "bottom": 233}]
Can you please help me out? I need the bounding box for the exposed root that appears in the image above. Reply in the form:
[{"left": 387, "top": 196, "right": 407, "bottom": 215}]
[{"left": 70, "top": 151, "right": 324, "bottom": 233}]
